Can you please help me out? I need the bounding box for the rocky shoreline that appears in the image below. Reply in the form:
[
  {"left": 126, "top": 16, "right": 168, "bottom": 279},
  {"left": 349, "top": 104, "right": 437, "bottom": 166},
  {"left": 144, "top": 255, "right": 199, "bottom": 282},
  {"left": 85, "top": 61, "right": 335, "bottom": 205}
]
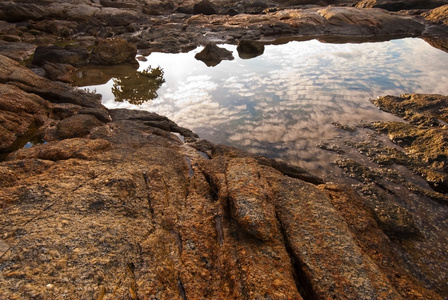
[{"left": 1, "top": 0, "right": 448, "bottom": 299}]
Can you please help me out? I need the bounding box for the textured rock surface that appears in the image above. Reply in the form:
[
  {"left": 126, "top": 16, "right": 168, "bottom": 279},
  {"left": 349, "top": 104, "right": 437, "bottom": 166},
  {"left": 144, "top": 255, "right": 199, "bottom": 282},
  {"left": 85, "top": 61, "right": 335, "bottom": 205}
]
[
  {"left": 0, "top": 1, "right": 447, "bottom": 299},
  {"left": 425, "top": 4, "right": 448, "bottom": 25}
]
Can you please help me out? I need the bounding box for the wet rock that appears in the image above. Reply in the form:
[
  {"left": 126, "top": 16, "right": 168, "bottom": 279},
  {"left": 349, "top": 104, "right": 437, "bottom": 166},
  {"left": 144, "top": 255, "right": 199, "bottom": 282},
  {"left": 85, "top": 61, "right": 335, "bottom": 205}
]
[
  {"left": 355, "top": 0, "right": 448, "bottom": 11},
  {"left": 194, "top": 43, "right": 234, "bottom": 66},
  {"left": 56, "top": 114, "right": 104, "bottom": 139},
  {"left": 43, "top": 63, "right": 76, "bottom": 83},
  {"left": 90, "top": 37, "right": 138, "bottom": 65},
  {"left": 425, "top": 4, "right": 448, "bottom": 26},
  {"left": 236, "top": 39, "right": 265, "bottom": 59},
  {"left": 32, "top": 45, "right": 90, "bottom": 66},
  {"left": 193, "top": 0, "right": 217, "bottom": 15}
]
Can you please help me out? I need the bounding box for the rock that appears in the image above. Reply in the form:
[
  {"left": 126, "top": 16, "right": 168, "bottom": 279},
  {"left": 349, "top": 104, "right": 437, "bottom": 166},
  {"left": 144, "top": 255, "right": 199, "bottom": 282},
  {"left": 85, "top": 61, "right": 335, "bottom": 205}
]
[
  {"left": 226, "top": 157, "right": 278, "bottom": 240},
  {"left": 0, "top": 54, "right": 104, "bottom": 109},
  {"left": 228, "top": 0, "right": 275, "bottom": 15},
  {"left": 56, "top": 114, "right": 104, "bottom": 139},
  {"left": 236, "top": 39, "right": 265, "bottom": 59},
  {"left": 193, "top": 0, "right": 217, "bottom": 15},
  {"left": 355, "top": 0, "right": 448, "bottom": 11},
  {"left": 10, "top": 138, "right": 111, "bottom": 161},
  {"left": 194, "top": 43, "right": 234, "bottom": 66},
  {"left": 0, "top": 41, "right": 36, "bottom": 62},
  {"left": 317, "top": 6, "right": 425, "bottom": 36},
  {"left": 269, "top": 174, "right": 403, "bottom": 299},
  {"left": 43, "top": 63, "right": 76, "bottom": 83},
  {"left": 0, "top": 3, "right": 45, "bottom": 22},
  {"left": 32, "top": 45, "right": 90, "bottom": 66},
  {"left": 90, "top": 37, "right": 138, "bottom": 65},
  {"left": 0, "top": 84, "right": 50, "bottom": 152},
  {"left": 425, "top": 4, "right": 448, "bottom": 26},
  {"left": 99, "top": 0, "right": 138, "bottom": 9}
]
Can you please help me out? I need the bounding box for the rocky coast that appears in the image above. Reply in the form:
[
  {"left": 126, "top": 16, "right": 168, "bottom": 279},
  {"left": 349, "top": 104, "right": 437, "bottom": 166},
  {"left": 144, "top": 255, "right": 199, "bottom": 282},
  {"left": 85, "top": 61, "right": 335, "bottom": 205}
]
[{"left": 1, "top": 0, "right": 448, "bottom": 299}]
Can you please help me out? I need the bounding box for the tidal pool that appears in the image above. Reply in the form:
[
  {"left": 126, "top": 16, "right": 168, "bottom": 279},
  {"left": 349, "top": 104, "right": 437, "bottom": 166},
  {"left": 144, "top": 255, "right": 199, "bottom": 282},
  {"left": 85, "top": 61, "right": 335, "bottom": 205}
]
[{"left": 76, "top": 37, "right": 448, "bottom": 180}]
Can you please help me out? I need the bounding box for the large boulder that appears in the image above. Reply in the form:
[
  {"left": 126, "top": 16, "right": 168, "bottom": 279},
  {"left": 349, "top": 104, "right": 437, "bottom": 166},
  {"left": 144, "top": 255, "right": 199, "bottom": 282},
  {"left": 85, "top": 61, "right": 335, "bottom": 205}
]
[{"left": 90, "top": 37, "right": 138, "bottom": 65}]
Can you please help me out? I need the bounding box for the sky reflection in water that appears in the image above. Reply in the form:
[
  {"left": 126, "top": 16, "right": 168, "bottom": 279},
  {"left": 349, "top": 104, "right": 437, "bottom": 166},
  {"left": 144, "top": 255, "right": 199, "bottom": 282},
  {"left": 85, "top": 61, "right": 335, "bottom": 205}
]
[{"left": 83, "top": 38, "right": 448, "bottom": 179}]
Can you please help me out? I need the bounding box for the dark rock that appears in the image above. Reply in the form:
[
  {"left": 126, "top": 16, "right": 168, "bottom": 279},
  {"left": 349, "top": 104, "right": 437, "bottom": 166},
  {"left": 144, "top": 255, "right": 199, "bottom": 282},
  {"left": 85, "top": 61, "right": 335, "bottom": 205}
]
[
  {"left": 32, "top": 45, "right": 89, "bottom": 66},
  {"left": 193, "top": 0, "right": 217, "bottom": 15},
  {"left": 355, "top": 0, "right": 448, "bottom": 11},
  {"left": 56, "top": 114, "right": 104, "bottom": 139},
  {"left": 237, "top": 39, "right": 265, "bottom": 59},
  {"left": 194, "top": 43, "right": 234, "bottom": 66},
  {"left": 43, "top": 63, "right": 76, "bottom": 83},
  {"left": 0, "top": 84, "right": 50, "bottom": 152},
  {"left": 90, "top": 37, "right": 138, "bottom": 65}
]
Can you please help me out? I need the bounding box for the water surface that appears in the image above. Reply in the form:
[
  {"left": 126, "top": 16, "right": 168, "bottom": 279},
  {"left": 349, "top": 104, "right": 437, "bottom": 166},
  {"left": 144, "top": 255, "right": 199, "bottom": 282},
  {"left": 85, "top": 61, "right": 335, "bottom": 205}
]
[{"left": 77, "top": 38, "right": 448, "bottom": 180}]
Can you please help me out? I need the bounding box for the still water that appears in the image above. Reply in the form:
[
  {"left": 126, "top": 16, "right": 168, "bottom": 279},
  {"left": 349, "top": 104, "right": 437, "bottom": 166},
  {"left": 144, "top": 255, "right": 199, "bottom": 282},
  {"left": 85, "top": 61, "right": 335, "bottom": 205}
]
[{"left": 77, "top": 38, "right": 448, "bottom": 180}]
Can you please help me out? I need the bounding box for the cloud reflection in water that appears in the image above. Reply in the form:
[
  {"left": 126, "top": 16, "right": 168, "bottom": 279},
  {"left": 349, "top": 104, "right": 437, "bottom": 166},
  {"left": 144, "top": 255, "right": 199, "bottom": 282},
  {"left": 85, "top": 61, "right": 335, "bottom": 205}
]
[{"left": 85, "top": 38, "right": 448, "bottom": 179}]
